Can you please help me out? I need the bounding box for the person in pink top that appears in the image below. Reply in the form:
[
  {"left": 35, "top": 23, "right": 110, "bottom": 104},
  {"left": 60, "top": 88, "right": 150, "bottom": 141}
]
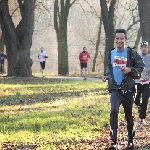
[{"left": 79, "top": 47, "right": 90, "bottom": 80}]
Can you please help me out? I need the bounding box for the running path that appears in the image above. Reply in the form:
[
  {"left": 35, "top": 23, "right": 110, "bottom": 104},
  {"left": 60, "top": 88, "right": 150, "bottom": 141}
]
[{"left": 45, "top": 76, "right": 102, "bottom": 82}]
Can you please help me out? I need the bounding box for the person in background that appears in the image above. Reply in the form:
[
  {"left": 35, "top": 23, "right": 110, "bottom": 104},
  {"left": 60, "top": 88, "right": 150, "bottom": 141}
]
[
  {"left": 79, "top": 47, "right": 90, "bottom": 80},
  {"left": 38, "top": 47, "right": 48, "bottom": 77},
  {"left": 134, "top": 41, "right": 150, "bottom": 124},
  {"left": 0, "top": 50, "right": 7, "bottom": 75},
  {"left": 102, "top": 29, "right": 144, "bottom": 149}
]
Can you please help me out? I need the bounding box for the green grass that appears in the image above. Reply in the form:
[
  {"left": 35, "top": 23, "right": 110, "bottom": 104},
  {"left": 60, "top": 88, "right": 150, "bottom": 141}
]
[
  {"left": 0, "top": 76, "right": 123, "bottom": 149},
  {"left": 33, "top": 72, "right": 104, "bottom": 77}
]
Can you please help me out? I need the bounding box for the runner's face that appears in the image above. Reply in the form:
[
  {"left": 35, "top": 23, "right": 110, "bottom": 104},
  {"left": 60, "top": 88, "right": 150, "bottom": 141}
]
[
  {"left": 141, "top": 45, "right": 148, "bottom": 55},
  {"left": 83, "top": 47, "right": 87, "bottom": 51},
  {"left": 40, "top": 47, "right": 43, "bottom": 52},
  {"left": 114, "top": 33, "right": 127, "bottom": 50}
]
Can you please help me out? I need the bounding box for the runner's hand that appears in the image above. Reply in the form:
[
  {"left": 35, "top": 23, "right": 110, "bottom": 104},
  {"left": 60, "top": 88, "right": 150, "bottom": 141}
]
[
  {"left": 102, "top": 76, "right": 108, "bottom": 82},
  {"left": 120, "top": 66, "right": 131, "bottom": 74}
]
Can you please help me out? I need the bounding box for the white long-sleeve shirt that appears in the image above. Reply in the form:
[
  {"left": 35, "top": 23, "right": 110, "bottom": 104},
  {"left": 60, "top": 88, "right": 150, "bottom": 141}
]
[{"left": 38, "top": 51, "right": 48, "bottom": 62}]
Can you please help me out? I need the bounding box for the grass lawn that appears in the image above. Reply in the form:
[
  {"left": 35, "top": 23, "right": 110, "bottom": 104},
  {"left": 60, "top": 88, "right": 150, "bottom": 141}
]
[{"left": 0, "top": 76, "right": 125, "bottom": 149}]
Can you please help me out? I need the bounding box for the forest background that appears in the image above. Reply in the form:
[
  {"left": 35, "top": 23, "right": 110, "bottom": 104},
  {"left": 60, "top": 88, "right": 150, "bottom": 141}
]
[
  {"left": 0, "top": 0, "right": 148, "bottom": 76},
  {"left": 1, "top": 1, "right": 150, "bottom": 149}
]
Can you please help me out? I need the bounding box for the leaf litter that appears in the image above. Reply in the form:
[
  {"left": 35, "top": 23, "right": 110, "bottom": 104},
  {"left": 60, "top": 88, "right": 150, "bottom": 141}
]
[
  {"left": 0, "top": 77, "right": 150, "bottom": 149},
  {"left": 1, "top": 104, "right": 150, "bottom": 150}
]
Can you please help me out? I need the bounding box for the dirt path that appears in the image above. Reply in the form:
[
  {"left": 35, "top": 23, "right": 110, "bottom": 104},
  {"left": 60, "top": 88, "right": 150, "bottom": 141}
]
[{"left": 45, "top": 75, "right": 102, "bottom": 82}]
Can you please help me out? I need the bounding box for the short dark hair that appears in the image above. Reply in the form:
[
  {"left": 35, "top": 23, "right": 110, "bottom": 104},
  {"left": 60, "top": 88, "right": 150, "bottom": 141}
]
[
  {"left": 114, "top": 29, "right": 127, "bottom": 39},
  {"left": 83, "top": 47, "right": 86, "bottom": 50}
]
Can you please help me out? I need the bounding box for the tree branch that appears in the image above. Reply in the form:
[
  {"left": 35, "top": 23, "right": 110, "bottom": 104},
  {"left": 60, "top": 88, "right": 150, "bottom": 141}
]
[
  {"left": 126, "top": 18, "right": 140, "bottom": 32},
  {"left": 10, "top": 6, "right": 19, "bottom": 17},
  {"left": 84, "top": 0, "right": 100, "bottom": 18},
  {"left": 54, "top": 0, "right": 59, "bottom": 32},
  {"left": 70, "top": 0, "right": 77, "bottom": 7},
  {"left": 78, "top": 1, "right": 85, "bottom": 12},
  {"left": 17, "top": 0, "right": 24, "bottom": 18}
]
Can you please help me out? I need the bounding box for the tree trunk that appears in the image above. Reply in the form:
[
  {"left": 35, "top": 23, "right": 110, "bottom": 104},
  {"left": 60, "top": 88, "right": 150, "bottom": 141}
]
[
  {"left": 134, "top": 28, "right": 141, "bottom": 51},
  {"left": 100, "top": 0, "right": 116, "bottom": 74},
  {"left": 54, "top": 0, "right": 76, "bottom": 75},
  {"left": 57, "top": 28, "right": 68, "bottom": 75},
  {"left": 54, "top": 0, "right": 69, "bottom": 75},
  {"left": 0, "top": 29, "right": 4, "bottom": 50},
  {"left": 0, "top": 0, "right": 34, "bottom": 77},
  {"left": 92, "top": 17, "right": 102, "bottom": 72},
  {"left": 138, "top": 0, "right": 150, "bottom": 53}
]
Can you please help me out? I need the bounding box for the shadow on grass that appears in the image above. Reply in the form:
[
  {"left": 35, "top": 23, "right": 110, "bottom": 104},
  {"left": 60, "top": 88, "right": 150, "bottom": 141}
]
[
  {"left": 0, "top": 102, "right": 110, "bottom": 133},
  {"left": 0, "top": 87, "right": 108, "bottom": 106},
  {"left": 0, "top": 76, "right": 109, "bottom": 149},
  {"left": 0, "top": 76, "right": 108, "bottom": 106},
  {"left": 0, "top": 76, "right": 102, "bottom": 85},
  {"left": 2, "top": 142, "right": 37, "bottom": 150}
]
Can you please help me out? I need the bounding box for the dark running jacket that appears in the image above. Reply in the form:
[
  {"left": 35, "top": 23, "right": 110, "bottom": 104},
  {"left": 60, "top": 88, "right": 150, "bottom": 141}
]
[{"left": 105, "top": 47, "right": 145, "bottom": 91}]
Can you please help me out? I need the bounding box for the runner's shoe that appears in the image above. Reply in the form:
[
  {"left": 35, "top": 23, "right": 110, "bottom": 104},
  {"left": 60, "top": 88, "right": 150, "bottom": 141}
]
[
  {"left": 108, "top": 145, "right": 117, "bottom": 150},
  {"left": 137, "top": 106, "right": 141, "bottom": 114},
  {"left": 127, "top": 140, "right": 134, "bottom": 150},
  {"left": 139, "top": 118, "right": 146, "bottom": 124},
  {"left": 108, "top": 140, "right": 117, "bottom": 150}
]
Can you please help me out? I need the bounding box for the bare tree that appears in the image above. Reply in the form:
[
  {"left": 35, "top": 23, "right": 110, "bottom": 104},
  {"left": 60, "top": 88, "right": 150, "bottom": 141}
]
[
  {"left": 0, "top": 29, "right": 4, "bottom": 50},
  {"left": 92, "top": 17, "right": 102, "bottom": 72},
  {"left": 138, "top": 0, "right": 150, "bottom": 53},
  {"left": 0, "top": 0, "right": 36, "bottom": 77},
  {"left": 100, "top": 0, "right": 116, "bottom": 74},
  {"left": 115, "top": 0, "right": 140, "bottom": 50},
  {"left": 54, "top": 0, "right": 77, "bottom": 75}
]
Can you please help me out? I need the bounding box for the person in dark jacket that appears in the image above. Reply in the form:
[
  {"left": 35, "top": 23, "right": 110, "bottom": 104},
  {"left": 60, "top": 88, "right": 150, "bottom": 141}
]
[
  {"left": 134, "top": 41, "right": 150, "bottom": 124},
  {"left": 102, "top": 29, "right": 145, "bottom": 149},
  {"left": 0, "top": 50, "right": 7, "bottom": 74}
]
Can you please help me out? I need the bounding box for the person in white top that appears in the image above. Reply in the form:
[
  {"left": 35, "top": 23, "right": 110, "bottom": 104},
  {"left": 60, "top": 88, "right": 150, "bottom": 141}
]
[
  {"left": 38, "top": 47, "right": 48, "bottom": 77},
  {"left": 134, "top": 41, "right": 150, "bottom": 124}
]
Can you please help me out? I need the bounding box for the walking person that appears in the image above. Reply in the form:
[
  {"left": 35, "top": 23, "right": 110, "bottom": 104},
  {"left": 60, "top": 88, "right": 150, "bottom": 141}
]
[
  {"left": 102, "top": 29, "right": 144, "bottom": 149},
  {"left": 134, "top": 41, "right": 150, "bottom": 124},
  {"left": 0, "top": 50, "right": 7, "bottom": 75},
  {"left": 38, "top": 47, "right": 48, "bottom": 77},
  {"left": 79, "top": 47, "right": 90, "bottom": 80}
]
